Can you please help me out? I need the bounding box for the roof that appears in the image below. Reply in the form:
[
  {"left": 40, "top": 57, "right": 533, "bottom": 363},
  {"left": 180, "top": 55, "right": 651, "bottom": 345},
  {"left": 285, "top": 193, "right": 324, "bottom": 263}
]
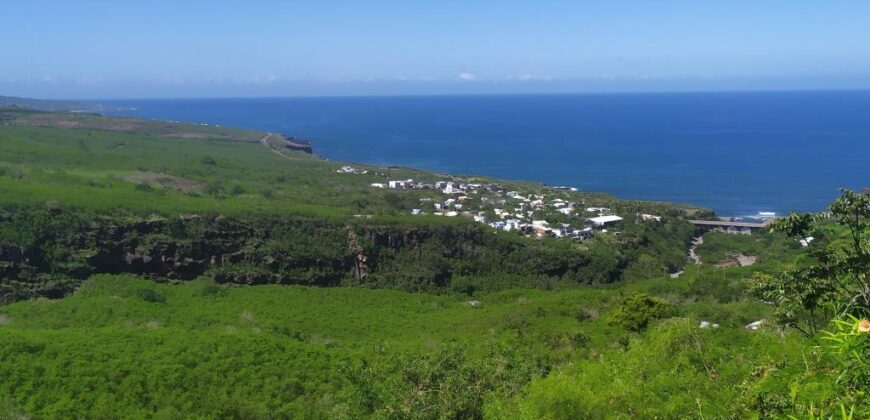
[{"left": 588, "top": 215, "right": 624, "bottom": 224}]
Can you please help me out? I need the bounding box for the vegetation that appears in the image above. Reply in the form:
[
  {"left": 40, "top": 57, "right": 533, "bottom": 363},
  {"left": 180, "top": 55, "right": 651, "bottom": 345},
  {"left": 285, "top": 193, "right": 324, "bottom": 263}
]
[
  {"left": 0, "top": 109, "right": 698, "bottom": 301},
  {"left": 0, "top": 272, "right": 826, "bottom": 418},
  {"left": 0, "top": 110, "right": 867, "bottom": 418}
]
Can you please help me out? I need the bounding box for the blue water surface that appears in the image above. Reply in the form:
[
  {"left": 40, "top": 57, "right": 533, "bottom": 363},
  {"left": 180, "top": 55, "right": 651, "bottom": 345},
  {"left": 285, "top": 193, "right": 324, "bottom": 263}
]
[{"left": 104, "top": 91, "right": 870, "bottom": 216}]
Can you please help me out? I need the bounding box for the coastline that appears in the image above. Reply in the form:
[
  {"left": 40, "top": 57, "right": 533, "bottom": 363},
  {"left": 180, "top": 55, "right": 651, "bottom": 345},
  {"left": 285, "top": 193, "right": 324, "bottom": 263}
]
[{"left": 97, "top": 93, "right": 870, "bottom": 217}]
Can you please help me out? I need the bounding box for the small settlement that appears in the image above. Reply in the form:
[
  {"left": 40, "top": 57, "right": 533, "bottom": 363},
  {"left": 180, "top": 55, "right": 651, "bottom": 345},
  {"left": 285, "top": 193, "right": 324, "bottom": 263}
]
[{"left": 340, "top": 165, "right": 664, "bottom": 240}]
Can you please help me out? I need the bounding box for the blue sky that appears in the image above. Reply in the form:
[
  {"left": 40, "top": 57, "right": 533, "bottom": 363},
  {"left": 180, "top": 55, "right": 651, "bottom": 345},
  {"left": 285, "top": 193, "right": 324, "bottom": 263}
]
[{"left": 2, "top": 0, "right": 870, "bottom": 98}]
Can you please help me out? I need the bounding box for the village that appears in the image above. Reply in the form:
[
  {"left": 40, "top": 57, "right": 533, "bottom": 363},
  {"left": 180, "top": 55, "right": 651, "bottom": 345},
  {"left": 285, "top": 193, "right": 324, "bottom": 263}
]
[{"left": 340, "top": 165, "right": 666, "bottom": 240}]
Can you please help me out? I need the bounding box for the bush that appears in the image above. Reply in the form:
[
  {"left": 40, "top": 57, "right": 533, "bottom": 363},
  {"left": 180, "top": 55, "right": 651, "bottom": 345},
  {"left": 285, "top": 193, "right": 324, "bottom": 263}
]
[
  {"left": 230, "top": 185, "right": 245, "bottom": 196},
  {"left": 609, "top": 293, "right": 676, "bottom": 331},
  {"left": 137, "top": 288, "right": 166, "bottom": 303}
]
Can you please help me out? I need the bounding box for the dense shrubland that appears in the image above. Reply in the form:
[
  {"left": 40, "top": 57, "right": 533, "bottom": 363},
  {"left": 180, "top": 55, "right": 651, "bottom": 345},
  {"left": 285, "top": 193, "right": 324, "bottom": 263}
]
[{"left": 0, "top": 204, "right": 694, "bottom": 302}]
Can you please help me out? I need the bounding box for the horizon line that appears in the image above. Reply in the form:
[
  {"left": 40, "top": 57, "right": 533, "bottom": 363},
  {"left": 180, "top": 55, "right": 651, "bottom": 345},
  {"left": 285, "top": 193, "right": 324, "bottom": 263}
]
[{"left": 67, "top": 87, "right": 870, "bottom": 102}]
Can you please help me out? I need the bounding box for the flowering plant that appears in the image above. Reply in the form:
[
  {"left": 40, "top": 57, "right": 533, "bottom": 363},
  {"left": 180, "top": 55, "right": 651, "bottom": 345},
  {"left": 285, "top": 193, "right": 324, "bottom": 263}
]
[{"left": 821, "top": 315, "right": 869, "bottom": 388}]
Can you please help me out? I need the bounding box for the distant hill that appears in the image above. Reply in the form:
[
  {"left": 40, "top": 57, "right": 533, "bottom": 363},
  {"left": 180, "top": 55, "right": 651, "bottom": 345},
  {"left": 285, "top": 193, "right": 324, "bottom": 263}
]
[{"left": 0, "top": 95, "right": 103, "bottom": 112}]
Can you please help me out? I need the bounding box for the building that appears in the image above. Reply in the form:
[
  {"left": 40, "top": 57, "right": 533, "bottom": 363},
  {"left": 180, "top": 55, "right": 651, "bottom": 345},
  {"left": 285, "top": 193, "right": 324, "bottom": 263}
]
[
  {"left": 588, "top": 215, "right": 623, "bottom": 227},
  {"left": 388, "top": 179, "right": 414, "bottom": 189}
]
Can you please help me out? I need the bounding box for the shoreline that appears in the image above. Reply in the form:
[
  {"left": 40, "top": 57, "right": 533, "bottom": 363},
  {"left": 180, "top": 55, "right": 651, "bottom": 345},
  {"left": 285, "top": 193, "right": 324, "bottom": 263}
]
[{"left": 99, "top": 101, "right": 842, "bottom": 218}]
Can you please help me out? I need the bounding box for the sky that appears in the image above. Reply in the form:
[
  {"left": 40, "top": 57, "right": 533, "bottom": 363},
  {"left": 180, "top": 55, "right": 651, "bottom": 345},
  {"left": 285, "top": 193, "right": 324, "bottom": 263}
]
[{"left": 2, "top": 0, "right": 870, "bottom": 99}]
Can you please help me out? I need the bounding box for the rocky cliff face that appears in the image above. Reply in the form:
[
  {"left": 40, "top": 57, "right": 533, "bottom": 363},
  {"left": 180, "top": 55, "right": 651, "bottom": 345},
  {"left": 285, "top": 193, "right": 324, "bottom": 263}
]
[
  {"left": 0, "top": 207, "right": 626, "bottom": 304},
  {"left": 280, "top": 135, "right": 314, "bottom": 154}
]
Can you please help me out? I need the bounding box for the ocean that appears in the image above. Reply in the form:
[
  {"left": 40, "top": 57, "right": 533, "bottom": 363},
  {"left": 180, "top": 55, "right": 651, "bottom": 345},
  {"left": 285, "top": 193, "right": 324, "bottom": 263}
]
[{"left": 103, "top": 91, "right": 870, "bottom": 217}]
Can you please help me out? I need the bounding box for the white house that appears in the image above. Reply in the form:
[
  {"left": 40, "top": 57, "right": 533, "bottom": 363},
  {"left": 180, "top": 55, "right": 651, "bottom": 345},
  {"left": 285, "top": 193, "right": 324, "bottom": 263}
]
[
  {"left": 388, "top": 179, "right": 414, "bottom": 189},
  {"left": 588, "top": 215, "right": 623, "bottom": 227}
]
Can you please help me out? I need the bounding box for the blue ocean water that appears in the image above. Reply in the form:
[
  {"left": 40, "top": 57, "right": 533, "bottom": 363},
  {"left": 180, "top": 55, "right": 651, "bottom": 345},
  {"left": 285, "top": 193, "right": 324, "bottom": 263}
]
[{"left": 104, "top": 91, "right": 870, "bottom": 216}]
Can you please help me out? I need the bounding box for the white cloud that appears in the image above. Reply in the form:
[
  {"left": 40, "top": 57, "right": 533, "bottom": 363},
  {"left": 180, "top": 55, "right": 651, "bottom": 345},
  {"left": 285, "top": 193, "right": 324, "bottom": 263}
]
[
  {"left": 502, "top": 74, "right": 556, "bottom": 82},
  {"left": 458, "top": 72, "right": 476, "bottom": 81}
]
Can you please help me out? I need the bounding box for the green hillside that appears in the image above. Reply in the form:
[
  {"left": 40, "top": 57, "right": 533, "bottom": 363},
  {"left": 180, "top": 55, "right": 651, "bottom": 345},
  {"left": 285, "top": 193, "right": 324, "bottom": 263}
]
[
  {"left": 0, "top": 109, "right": 703, "bottom": 300},
  {"left": 0, "top": 109, "right": 866, "bottom": 418},
  {"left": 0, "top": 272, "right": 832, "bottom": 418}
]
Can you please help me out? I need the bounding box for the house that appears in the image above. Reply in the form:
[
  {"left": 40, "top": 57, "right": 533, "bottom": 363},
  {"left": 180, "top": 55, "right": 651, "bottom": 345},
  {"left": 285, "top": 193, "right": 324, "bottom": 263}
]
[
  {"left": 505, "top": 219, "right": 522, "bottom": 231},
  {"left": 388, "top": 179, "right": 414, "bottom": 189},
  {"left": 411, "top": 209, "right": 423, "bottom": 215},
  {"left": 441, "top": 182, "right": 462, "bottom": 194},
  {"left": 641, "top": 213, "right": 662, "bottom": 222},
  {"left": 586, "top": 207, "right": 610, "bottom": 214},
  {"left": 557, "top": 207, "right": 573, "bottom": 215},
  {"left": 529, "top": 220, "right": 553, "bottom": 236},
  {"left": 799, "top": 236, "right": 815, "bottom": 247},
  {"left": 370, "top": 183, "right": 386, "bottom": 188},
  {"left": 588, "top": 215, "right": 623, "bottom": 227}
]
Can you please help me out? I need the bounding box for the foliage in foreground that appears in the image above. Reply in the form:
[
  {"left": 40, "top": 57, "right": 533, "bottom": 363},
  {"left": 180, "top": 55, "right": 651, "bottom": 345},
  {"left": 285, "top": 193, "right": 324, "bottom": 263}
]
[
  {"left": 0, "top": 271, "right": 861, "bottom": 418},
  {"left": 485, "top": 318, "right": 842, "bottom": 419},
  {"left": 749, "top": 189, "right": 870, "bottom": 336}
]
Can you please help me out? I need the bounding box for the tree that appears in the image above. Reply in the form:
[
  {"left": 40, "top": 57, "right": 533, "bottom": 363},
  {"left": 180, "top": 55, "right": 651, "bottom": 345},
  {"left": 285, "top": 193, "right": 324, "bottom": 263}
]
[{"left": 747, "top": 189, "right": 870, "bottom": 336}]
